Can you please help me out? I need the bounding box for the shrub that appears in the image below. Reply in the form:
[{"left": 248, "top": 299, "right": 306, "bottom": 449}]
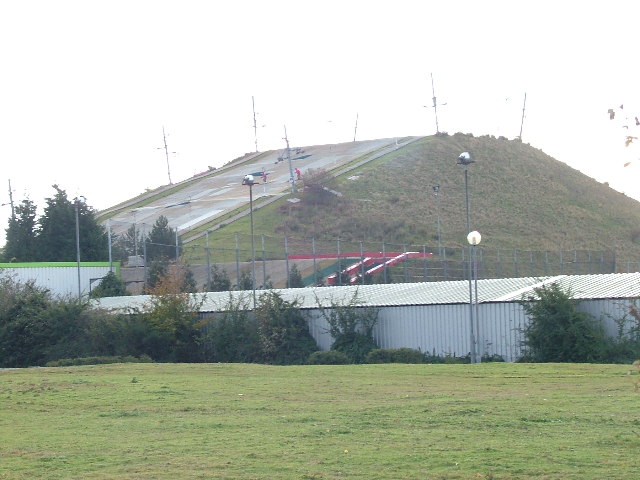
[
  {"left": 45, "top": 355, "right": 153, "bottom": 367},
  {"left": 254, "top": 291, "right": 317, "bottom": 365},
  {"left": 201, "top": 294, "right": 261, "bottom": 363},
  {"left": 89, "top": 271, "right": 128, "bottom": 298},
  {"left": 316, "top": 290, "right": 379, "bottom": 364},
  {"left": 366, "top": 348, "right": 426, "bottom": 364},
  {"left": 307, "top": 350, "right": 351, "bottom": 365},
  {"left": 519, "top": 282, "right": 608, "bottom": 362}
]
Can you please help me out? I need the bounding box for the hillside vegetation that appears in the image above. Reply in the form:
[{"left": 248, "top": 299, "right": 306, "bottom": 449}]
[{"left": 208, "top": 133, "right": 640, "bottom": 263}]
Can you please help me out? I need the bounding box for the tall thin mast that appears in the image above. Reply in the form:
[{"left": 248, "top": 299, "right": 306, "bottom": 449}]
[
  {"left": 283, "top": 125, "right": 296, "bottom": 193},
  {"left": 7, "top": 179, "right": 15, "bottom": 218},
  {"left": 161, "top": 126, "right": 173, "bottom": 185},
  {"left": 252, "top": 96, "right": 259, "bottom": 152},
  {"left": 353, "top": 112, "right": 359, "bottom": 142},
  {"left": 431, "top": 73, "right": 440, "bottom": 134},
  {"left": 518, "top": 92, "right": 527, "bottom": 140}
]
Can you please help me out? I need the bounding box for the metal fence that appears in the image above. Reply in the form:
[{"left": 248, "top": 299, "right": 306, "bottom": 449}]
[{"left": 172, "top": 234, "right": 622, "bottom": 289}]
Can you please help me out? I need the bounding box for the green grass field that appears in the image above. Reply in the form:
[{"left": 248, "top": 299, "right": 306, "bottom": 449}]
[{"left": 1, "top": 363, "right": 638, "bottom": 479}]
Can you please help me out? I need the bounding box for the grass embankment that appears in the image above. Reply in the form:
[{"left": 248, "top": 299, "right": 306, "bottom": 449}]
[{"left": 1, "top": 363, "right": 638, "bottom": 479}]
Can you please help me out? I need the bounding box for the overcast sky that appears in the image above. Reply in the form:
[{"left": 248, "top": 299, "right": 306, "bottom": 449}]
[{"left": 1, "top": 0, "right": 639, "bottom": 247}]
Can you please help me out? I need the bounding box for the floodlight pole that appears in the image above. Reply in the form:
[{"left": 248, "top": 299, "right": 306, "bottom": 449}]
[
  {"left": 243, "top": 175, "right": 257, "bottom": 307},
  {"left": 283, "top": 125, "right": 297, "bottom": 193},
  {"left": 74, "top": 198, "right": 82, "bottom": 300},
  {"left": 457, "top": 152, "right": 477, "bottom": 363},
  {"left": 468, "top": 231, "right": 482, "bottom": 364}
]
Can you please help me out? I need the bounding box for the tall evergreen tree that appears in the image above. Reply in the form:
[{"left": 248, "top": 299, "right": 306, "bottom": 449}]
[
  {"left": 35, "top": 185, "right": 108, "bottom": 262},
  {"left": 146, "top": 215, "right": 177, "bottom": 261},
  {"left": 3, "top": 198, "right": 37, "bottom": 262}
]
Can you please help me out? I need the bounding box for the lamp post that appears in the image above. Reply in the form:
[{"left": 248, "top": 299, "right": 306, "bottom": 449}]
[
  {"left": 467, "top": 230, "right": 481, "bottom": 363},
  {"left": 457, "top": 152, "right": 477, "bottom": 362},
  {"left": 242, "top": 174, "right": 257, "bottom": 307},
  {"left": 74, "top": 197, "right": 86, "bottom": 300}
]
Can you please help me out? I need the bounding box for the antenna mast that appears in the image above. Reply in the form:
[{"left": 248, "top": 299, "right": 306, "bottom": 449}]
[
  {"left": 161, "top": 126, "right": 173, "bottom": 185},
  {"left": 252, "top": 96, "right": 259, "bottom": 152},
  {"left": 7, "top": 179, "right": 15, "bottom": 218},
  {"left": 518, "top": 92, "right": 527, "bottom": 141},
  {"left": 425, "top": 73, "right": 447, "bottom": 134},
  {"left": 353, "top": 112, "right": 359, "bottom": 142}
]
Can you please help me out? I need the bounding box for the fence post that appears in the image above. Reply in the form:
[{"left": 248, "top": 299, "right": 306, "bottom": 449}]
[
  {"left": 235, "top": 232, "right": 240, "bottom": 286},
  {"left": 262, "top": 235, "right": 267, "bottom": 287},
  {"left": 443, "top": 247, "right": 448, "bottom": 280},
  {"left": 403, "top": 244, "right": 408, "bottom": 282},
  {"left": 360, "top": 241, "right": 365, "bottom": 285},
  {"left": 337, "top": 238, "right": 342, "bottom": 286},
  {"left": 382, "top": 242, "right": 387, "bottom": 283},
  {"left": 143, "top": 239, "right": 148, "bottom": 291},
  {"left": 312, "top": 237, "right": 317, "bottom": 285},
  {"left": 206, "top": 231, "right": 211, "bottom": 290},
  {"left": 423, "top": 245, "right": 427, "bottom": 280},
  {"left": 285, "top": 236, "right": 290, "bottom": 288}
]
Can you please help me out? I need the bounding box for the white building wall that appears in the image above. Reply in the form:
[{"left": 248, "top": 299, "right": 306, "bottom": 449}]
[
  {"left": 2, "top": 265, "right": 115, "bottom": 298},
  {"left": 578, "top": 298, "right": 638, "bottom": 337},
  {"left": 306, "top": 302, "right": 531, "bottom": 362}
]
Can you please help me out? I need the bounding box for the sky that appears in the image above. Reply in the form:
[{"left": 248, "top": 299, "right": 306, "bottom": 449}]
[{"left": 1, "top": 0, "right": 639, "bottom": 247}]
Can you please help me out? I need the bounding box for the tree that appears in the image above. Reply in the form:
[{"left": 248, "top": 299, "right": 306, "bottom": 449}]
[
  {"left": 519, "top": 282, "right": 607, "bottom": 363},
  {"left": 146, "top": 215, "right": 176, "bottom": 261},
  {"left": 111, "top": 224, "right": 144, "bottom": 263},
  {"left": 236, "top": 270, "right": 253, "bottom": 290},
  {"left": 89, "top": 271, "right": 129, "bottom": 298},
  {"left": 146, "top": 259, "right": 169, "bottom": 292},
  {"left": 141, "top": 267, "right": 205, "bottom": 362},
  {"left": 36, "top": 185, "right": 107, "bottom": 262},
  {"left": 0, "top": 273, "right": 92, "bottom": 367},
  {"left": 288, "top": 263, "right": 305, "bottom": 288},
  {"left": 3, "top": 198, "right": 37, "bottom": 262},
  {"left": 205, "top": 265, "right": 232, "bottom": 292}
]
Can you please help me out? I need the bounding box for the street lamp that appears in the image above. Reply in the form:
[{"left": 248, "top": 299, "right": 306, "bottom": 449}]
[
  {"left": 467, "top": 230, "right": 481, "bottom": 363},
  {"left": 457, "top": 152, "right": 477, "bottom": 362},
  {"left": 242, "top": 174, "right": 257, "bottom": 307}
]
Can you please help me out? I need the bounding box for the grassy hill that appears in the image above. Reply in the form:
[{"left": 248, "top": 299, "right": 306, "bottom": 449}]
[{"left": 189, "top": 133, "right": 640, "bottom": 266}]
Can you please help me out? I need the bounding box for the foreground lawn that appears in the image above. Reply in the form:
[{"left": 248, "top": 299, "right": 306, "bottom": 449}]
[{"left": 0, "top": 362, "right": 638, "bottom": 479}]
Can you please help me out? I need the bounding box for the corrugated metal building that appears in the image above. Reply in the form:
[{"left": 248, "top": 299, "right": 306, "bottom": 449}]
[
  {"left": 93, "top": 272, "right": 640, "bottom": 362},
  {"left": 1, "top": 262, "right": 119, "bottom": 298}
]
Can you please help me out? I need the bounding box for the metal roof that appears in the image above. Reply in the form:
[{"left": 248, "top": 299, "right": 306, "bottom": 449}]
[
  {"left": 94, "top": 273, "right": 640, "bottom": 312},
  {"left": 92, "top": 273, "right": 640, "bottom": 314},
  {"left": 495, "top": 272, "right": 640, "bottom": 302}
]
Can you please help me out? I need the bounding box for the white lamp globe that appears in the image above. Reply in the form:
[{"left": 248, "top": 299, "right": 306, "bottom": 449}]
[{"left": 467, "top": 231, "right": 481, "bottom": 246}]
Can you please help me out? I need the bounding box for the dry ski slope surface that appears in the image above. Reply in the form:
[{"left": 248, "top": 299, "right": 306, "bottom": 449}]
[{"left": 101, "top": 137, "right": 421, "bottom": 242}]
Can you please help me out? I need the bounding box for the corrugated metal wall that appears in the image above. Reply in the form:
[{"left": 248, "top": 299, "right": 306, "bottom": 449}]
[
  {"left": 4, "top": 265, "right": 114, "bottom": 297},
  {"left": 578, "top": 299, "right": 637, "bottom": 337},
  {"left": 305, "top": 298, "right": 639, "bottom": 362},
  {"left": 306, "top": 302, "right": 531, "bottom": 362}
]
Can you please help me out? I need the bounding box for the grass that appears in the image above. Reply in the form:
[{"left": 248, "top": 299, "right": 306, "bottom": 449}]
[
  {"left": 180, "top": 133, "right": 640, "bottom": 266},
  {"left": 1, "top": 362, "right": 639, "bottom": 479}
]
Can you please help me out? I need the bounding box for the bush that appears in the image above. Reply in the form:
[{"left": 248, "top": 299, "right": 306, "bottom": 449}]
[
  {"left": 307, "top": 350, "right": 351, "bottom": 365},
  {"left": 201, "top": 294, "right": 261, "bottom": 363},
  {"left": 254, "top": 291, "right": 318, "bottom": 365},
  {"left": 519, "top": 283, "right": 608, "bottom": 363},
  {"left": 366, "top": 348, "right": 426, "bottom": 364},
  {"left": 316, "top": 291, "right": 379, "bottom": 364},
  {"left": 45, "top": 355, "right": 153, "bottom": 367}
]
